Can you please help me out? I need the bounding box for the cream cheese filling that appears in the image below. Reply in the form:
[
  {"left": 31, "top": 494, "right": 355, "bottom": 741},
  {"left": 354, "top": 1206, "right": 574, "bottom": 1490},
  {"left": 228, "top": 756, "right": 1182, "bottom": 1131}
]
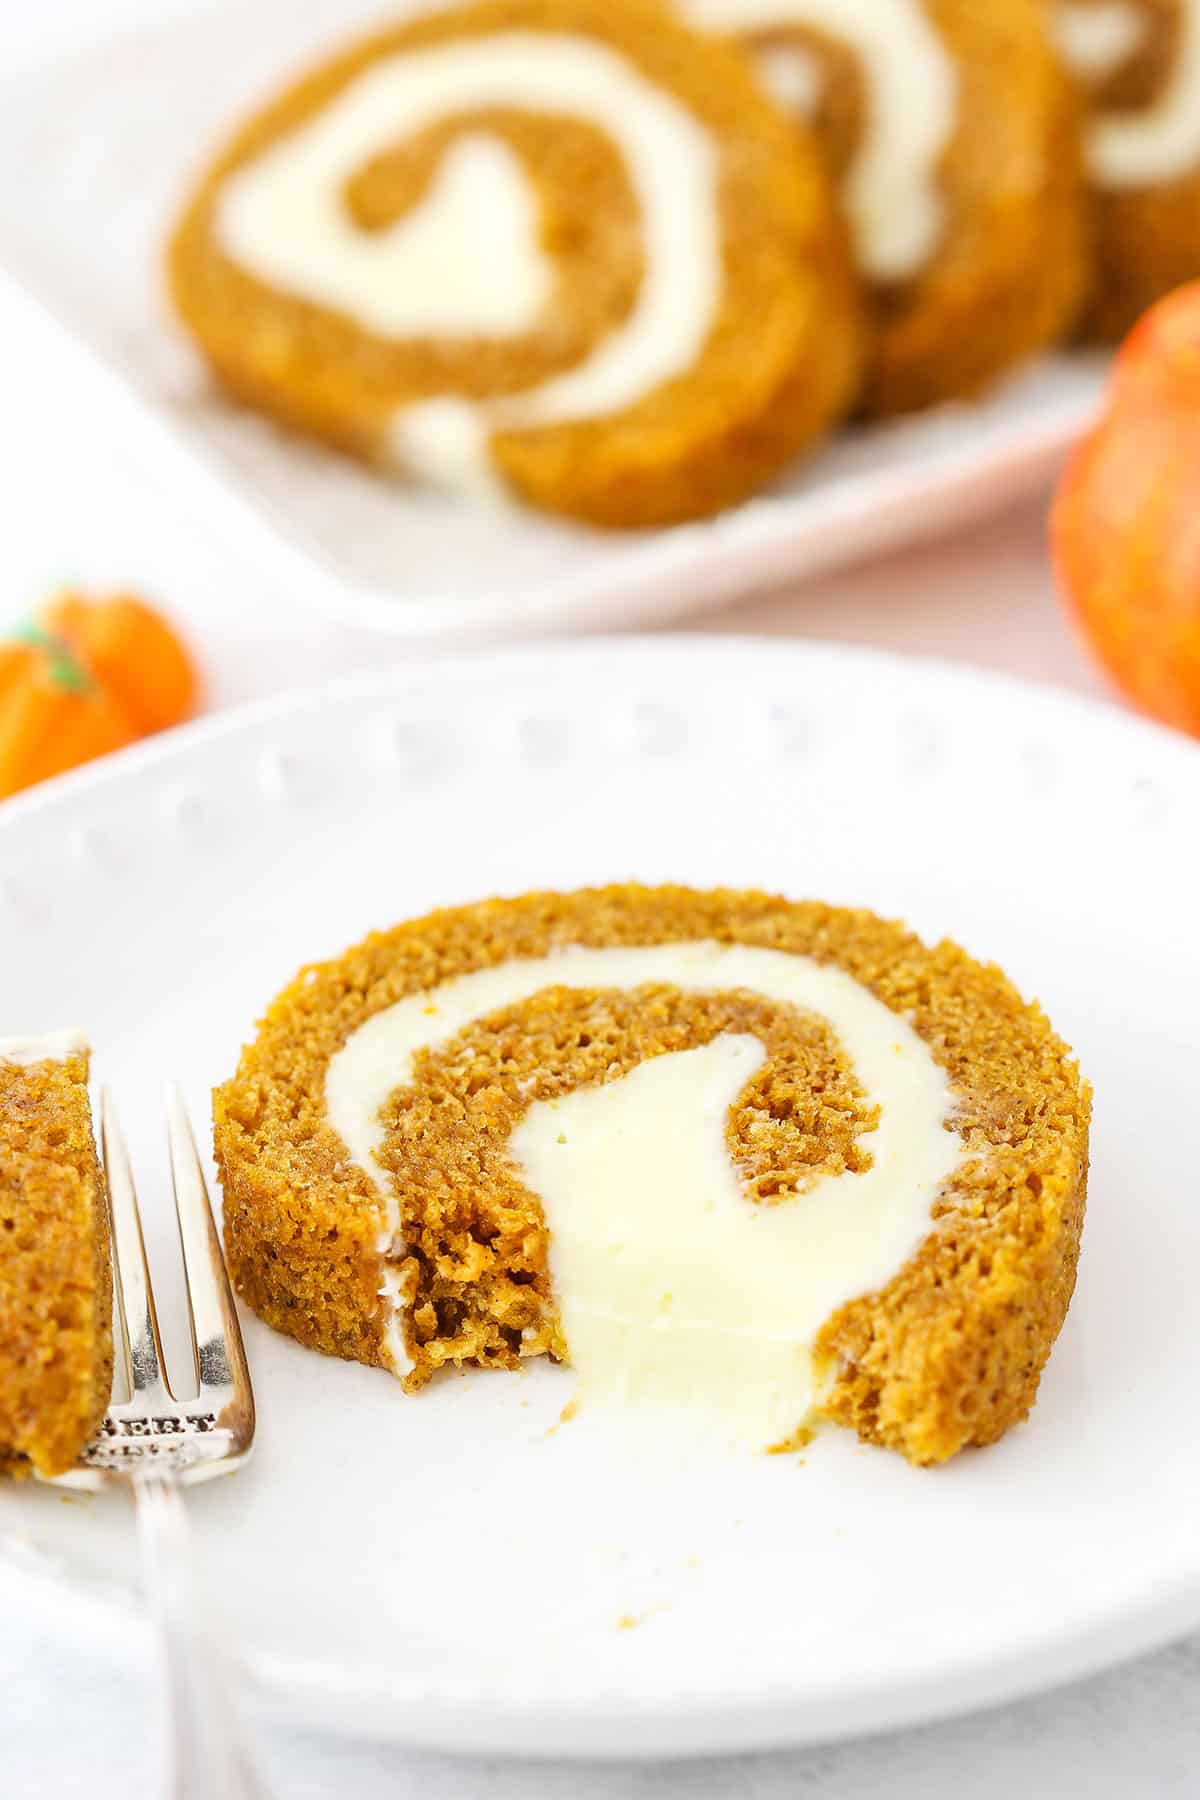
[
  {"left": 755, "top": 41, "right": 823, "bottom": 117},
  {"left": 683, "top": 0, "right": 959, "bottom": 280},
  {"left": 1054, "top": 0, "right": 1200, "bottom": 186},
  {"left": 326, "top": 942, "right": 963, "bottom": 1442},
  {"left": 215, "top": 32, "right": 722, "bottom": 489},
  {"left": 0, "top": 1029, "right": 90, "bottom": 1066},
  {"left": 1052, "top": 0, "right": 1148, "bottom": 82}
]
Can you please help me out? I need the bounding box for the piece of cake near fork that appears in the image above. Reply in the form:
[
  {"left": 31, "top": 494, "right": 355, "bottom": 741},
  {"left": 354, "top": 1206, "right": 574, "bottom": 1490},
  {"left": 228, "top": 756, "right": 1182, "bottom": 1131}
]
[{"left": 0, "top": 1034, "right": 112, "bottom": 1478}]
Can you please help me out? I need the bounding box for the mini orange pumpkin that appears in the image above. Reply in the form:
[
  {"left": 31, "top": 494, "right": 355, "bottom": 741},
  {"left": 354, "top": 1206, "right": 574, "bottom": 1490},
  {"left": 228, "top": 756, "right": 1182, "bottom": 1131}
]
[
  {"left": 0, "top": 593, "right": 199, "bottom": 801},
  {"left": 1052, "top": 282, "right": 1200, "bottom": 737}
]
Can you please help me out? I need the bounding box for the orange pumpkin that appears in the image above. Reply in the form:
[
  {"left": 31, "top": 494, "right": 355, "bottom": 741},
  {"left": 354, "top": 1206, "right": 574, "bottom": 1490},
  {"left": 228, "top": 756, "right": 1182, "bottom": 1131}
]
[
  {"left": 0, "top": 593, "right": 199, "bottom": 801},
  {"left": 1052, "top": 282, "right": 1200, "bottom": 737}
]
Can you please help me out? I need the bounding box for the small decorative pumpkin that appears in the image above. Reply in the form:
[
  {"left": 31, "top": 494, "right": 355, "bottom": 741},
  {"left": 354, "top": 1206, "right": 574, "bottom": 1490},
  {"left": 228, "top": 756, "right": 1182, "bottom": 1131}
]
[
  {"left": 1052, "top": 282, "right": 1200, "bottom": 737},
  {"left": 0, "top": 593, "right": 199, "bottom": 801}
]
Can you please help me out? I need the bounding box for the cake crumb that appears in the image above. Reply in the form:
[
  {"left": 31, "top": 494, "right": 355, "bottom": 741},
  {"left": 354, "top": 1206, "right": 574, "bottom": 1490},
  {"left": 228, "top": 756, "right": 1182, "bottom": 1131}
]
[{"left": 767, "top": 1424, "right": 814, "bottom": 1455}]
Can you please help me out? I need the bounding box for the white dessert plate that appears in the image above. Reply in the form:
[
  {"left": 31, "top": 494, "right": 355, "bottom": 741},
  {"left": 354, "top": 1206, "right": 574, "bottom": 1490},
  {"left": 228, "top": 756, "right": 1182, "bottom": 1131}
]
[
  {"left": 0, "top": 0, "right": 1108, "bottom": 643},
  {"left": 2, "top": 637, "right": 1200, "bottom": 1760}
]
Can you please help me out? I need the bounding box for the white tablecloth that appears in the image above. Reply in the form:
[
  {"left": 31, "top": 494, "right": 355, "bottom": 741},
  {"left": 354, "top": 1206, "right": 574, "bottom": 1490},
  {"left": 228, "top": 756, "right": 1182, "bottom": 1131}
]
[{"left": 4, "top": 4, "right": 1198, "bottom": 1794}]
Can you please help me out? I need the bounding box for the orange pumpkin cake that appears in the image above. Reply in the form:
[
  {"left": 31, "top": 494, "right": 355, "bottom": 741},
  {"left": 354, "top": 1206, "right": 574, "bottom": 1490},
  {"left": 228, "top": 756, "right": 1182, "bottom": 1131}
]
[
  {"left": 678, "top": 0, "right": 1090, "bottom": 414},
  {"left": 0, "top": 1034, "right": 112, "bottom": 1479},
  {"left": 214, "top": 886, "right": 1090, "bottom": 1467},
  {"left": 168, "top": 0, "right": 863, "bottom": 528},
  {"left": 1051, "top": 0, "right": 1200, "bottom": 339}
]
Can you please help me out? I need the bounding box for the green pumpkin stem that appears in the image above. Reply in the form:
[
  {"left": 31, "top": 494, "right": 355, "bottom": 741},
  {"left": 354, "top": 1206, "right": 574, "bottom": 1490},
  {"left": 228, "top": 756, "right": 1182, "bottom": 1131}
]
[{"left": 11, "top": 617, "right": 93, "bottom": 695}]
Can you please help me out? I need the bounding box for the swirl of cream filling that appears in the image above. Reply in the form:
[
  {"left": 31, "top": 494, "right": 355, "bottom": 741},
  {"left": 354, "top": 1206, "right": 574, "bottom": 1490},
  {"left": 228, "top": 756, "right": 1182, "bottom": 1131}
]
[
  {"left": 325, "top": 941, "right": 964, "bottom": 1451},
  {"left": 0, "top": 1029, "right": 90, "bottom": 1066},
  {"left": 684, "top": 0, "right": 958, "bottom": 282},
  {"left": 215, "top": 32, "right": 722, "bottom": 490},
  {"left": 1053, "top": 0, "right": 1200, "bottom": 186}
]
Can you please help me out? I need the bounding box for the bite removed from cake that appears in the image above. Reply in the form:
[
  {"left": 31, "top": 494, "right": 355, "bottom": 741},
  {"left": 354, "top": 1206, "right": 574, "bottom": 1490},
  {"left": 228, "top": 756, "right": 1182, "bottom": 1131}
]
[
  {"left": 0, "top": 1034, "right": 112, "bottom": 1478},
  {"left": 214, "top": 886, "right": 1090, "bottom": 1465}
]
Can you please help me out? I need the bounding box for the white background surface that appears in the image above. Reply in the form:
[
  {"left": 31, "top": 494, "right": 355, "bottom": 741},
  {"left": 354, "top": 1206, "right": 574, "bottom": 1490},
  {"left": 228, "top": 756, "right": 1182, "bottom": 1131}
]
[{"left": 2, "top": 2, "right": 1199, "bottom": 1796}]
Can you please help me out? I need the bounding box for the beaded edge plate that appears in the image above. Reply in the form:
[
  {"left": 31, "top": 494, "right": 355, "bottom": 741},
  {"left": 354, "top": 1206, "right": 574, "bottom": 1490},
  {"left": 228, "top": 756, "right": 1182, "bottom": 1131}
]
[{"left": 1, "top": 638, "right": 1199, "bottom": 1758}]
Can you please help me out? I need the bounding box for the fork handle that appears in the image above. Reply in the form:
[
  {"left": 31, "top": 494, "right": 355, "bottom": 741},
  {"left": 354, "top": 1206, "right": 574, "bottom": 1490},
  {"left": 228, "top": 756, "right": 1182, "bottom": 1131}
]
[{"left": 134, "top": 1471, "right": 266, "bottom": 1800}]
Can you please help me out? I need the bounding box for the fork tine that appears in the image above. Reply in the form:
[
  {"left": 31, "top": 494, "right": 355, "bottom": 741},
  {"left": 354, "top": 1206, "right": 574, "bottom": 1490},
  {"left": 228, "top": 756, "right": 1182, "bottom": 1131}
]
[
  {"left": 101, "top": 1089, "right": 171, "bottom": 1404},
  {"left": 166, "top": 1086, "right": 254, "bottom": 1419}
]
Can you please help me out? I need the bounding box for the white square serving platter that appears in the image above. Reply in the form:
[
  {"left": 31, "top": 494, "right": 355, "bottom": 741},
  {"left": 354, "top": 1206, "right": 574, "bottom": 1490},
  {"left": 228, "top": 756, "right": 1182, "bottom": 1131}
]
[{"left": 0, "top": 0, "right": 1109, "bottom": 641}]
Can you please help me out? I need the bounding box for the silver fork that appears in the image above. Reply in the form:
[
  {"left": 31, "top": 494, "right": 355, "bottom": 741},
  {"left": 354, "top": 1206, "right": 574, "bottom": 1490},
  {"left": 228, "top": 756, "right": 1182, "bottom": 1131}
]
[{"left": 38, "top": 1087, "right": 262, "bottom": 1799}]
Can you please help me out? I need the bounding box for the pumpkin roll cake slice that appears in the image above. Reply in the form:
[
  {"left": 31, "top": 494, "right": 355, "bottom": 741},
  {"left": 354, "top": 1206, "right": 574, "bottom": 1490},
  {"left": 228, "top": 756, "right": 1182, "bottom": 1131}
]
[
  {"left": 679, "top": 0, "right": 1090, "bottom": 414},
  {"left": 214, "top": 886, "right": 1090, "bottom": 1467},
  {"left": 1051, "top": 0, "right": 1200, "bottom": 339},
  {"left": 168, "top": 0, "right": 863, "bottom": 528},
  {"left": 0, "top": 1034, "right": 112, "bottom": 1479}
]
